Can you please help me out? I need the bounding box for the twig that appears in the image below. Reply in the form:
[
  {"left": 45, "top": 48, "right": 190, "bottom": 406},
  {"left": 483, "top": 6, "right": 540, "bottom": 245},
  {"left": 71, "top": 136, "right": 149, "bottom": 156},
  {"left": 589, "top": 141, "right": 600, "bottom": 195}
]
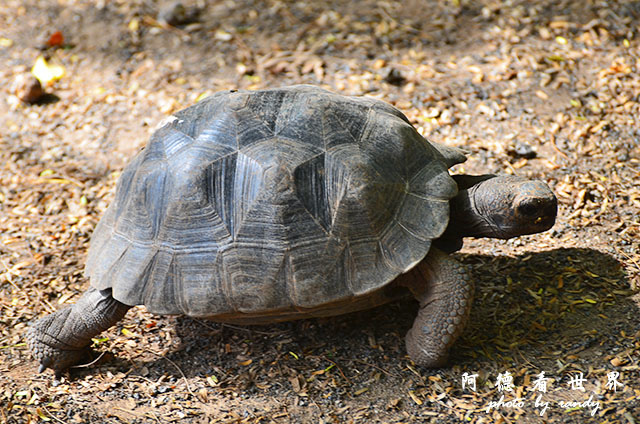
[
  {"left": 219, "top": 321, "right": 286, "bottom": 336},
  {"left": 321, "top": 357, "right": 352, "bottom": 386},
  {"left": 0, "top": 342, "right": 26, "bottom": 349},
  {"left": 148, "top": 350, "right": 195, "bottom": 397},
  {"left": 194, "top": 318, "right": 285, "bottom": 336},
  {"left": 141, "top": 15, "right": 191, "bottom": 40},
  {"left": 354, "top": 358, "right": 398, "bottom": 377},
  {"left": 70, "top": 351, "right": 106, "bottom": 369},
  {"left": 41, "top": 405, "right": 68, "bottom": 424},
  {"left": 614, "top": 246, "right": 640, "bottom": 275}
]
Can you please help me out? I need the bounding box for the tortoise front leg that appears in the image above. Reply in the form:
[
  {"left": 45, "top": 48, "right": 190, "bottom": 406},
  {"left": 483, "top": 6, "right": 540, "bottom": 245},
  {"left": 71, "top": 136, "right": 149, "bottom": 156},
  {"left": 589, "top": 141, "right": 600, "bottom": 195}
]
[
  {"left": 27, "top": 287, "right": 131, "bottom": 374},
  {"left": 401, "top": 248, "right": 473, "bottom": 367}
]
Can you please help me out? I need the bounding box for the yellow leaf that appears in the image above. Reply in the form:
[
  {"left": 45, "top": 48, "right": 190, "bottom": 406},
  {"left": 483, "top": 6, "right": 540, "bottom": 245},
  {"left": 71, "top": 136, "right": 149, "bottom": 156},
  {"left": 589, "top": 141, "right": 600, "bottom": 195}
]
[
  {"left": 44, "top": 178, "right": 71, "bottom": 184},
  {"left": 31, "top": 55, "right": 65, "bottom": 86},
  {"left": 27, "top": 393, "right": 39, "bottom": 405},
  {"left": 325, "top": 34, "right": 336, "bottom": 43},
  {"left": 547, "top": 55, "right": 564, "bottom": 62},
  {"left": 373, "top": 59, "right": 385, "bottom": 69},
  {"left": 36, "top": 408, "right": 51, "bottom": 421},
  {"left": 536, "top": 90, "right": 549, "bottom": 100},
  {"left": 128, "top": 18, "right": 140, "bottom": 32},
  {"left": 555, "top": 36, "right": 568, "bottom": 45},
  {"left": 195, "top": 91, "right": 210, "bottom": 102},
  {"left": 0, "top": 37, "right": 13, "bottom": 47},
  {"left": 408, "top": 390, "right": 423, "bottom": 405},
  {"left": 214, "top": 29, "right": 232, "bottom": 41}
]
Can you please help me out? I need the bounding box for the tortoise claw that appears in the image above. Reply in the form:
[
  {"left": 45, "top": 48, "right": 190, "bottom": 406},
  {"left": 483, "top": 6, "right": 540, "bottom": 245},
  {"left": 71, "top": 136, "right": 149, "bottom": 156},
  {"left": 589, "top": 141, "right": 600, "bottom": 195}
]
[{"left": 26, "top": 315, "right": 89, "bottom": 374}]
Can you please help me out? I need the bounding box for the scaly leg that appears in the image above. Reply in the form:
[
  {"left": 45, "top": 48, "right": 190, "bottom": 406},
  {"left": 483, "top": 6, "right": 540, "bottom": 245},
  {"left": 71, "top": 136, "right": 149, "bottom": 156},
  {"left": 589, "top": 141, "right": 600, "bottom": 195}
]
[
  {"left": 401, "top": 248, "right": 473, "bottom": 367},
  {"left": 27, "top": 287, "right": 131, "bottom": 374}
]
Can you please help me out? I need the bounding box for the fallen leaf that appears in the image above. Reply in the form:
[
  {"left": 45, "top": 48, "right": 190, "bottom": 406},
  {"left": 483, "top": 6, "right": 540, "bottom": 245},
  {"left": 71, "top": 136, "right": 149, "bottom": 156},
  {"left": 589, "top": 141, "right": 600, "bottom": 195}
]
[
  {"left": 31, "top": 55, "right": 65, "bottom": 86},
  {"left": 47, "top": 31, "right": 64, "bottom": 47},
  {"left": 36, "top": 408, "right": 51, "bottom": 421},
  {"left": 408, "top": 390, "right": 423, "bottom": 405},
  {"left": 128, "top": 18, "right": 139, "bottom": 32},
  {"left": 215, "top": 29, "right": 232, "bottom": 41}
]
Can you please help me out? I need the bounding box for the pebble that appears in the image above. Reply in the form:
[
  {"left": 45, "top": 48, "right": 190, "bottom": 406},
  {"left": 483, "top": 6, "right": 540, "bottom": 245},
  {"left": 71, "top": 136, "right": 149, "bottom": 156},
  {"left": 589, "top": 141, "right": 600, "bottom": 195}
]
[
  {"left": 509, "top": 141, "right": 537, "bottom": 159},
  {"left": 13, "top": 73, "right": 44, "bottom": 104},
  {"left": 384, "top": 68, "right": 406, "bottom": 86},
  {"left": 157, "top": 1, "right": 199, "bottom": 26}
]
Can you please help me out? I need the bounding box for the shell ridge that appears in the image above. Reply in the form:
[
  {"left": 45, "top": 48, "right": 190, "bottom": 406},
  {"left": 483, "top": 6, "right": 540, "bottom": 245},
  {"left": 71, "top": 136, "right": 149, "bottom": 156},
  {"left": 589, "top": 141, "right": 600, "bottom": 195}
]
[
  {"left": 99, "top": 240, "right": 130, "bottom": 290},
  {"left": 206, "top": 152, "right": 238, "bottom": 237},
  {"left": 219, "top": 253, "right": 237, "bottom": 314},
  {"left": 163, "top": 127, "right": 195, "bottom": 157},
  {"left": 293, "top": 152, "right": 330, "bottom": 234},
  {"left": 341, "top": 241, "right": 356, "bottom": 296},
  {"left": 232, "top": 153, "right": 264, "bottom": 239},
  {"left": 395, "top": 219, "right": 429, "bottom": 242}
]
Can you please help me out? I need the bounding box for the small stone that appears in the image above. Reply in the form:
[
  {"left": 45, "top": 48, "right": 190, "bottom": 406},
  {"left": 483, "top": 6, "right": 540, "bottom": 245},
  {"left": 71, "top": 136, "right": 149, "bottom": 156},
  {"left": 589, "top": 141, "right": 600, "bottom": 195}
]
[
  {"left": 384, "top": 68, "right": 406, "bottom": 86},
  {"left": 508, "top": 141, "right": 537, "bottom": 159},
  {"left": 13, "top": 73, "right": 44, "bottom": 104},
  {"left": 158, "top": 2, "right": 186, "bottom": 25},
  {"left": 157, "top": 1, "right": 199, "bottom": 26}
]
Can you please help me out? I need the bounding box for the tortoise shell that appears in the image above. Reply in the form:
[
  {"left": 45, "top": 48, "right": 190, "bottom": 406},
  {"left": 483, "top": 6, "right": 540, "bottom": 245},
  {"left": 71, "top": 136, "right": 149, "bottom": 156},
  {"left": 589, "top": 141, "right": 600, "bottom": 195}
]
[{"left": 85, "top": 85, "right": 461, "bottom": 318}]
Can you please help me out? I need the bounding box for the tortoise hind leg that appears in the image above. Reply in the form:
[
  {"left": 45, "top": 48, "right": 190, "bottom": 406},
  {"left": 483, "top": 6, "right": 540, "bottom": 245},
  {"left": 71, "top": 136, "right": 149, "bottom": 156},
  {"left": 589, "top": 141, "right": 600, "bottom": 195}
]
[
  {"left": 27, "top": 287, "right": 131, "bottom": 374},
  {"left": 401, "top": 248, "right": 473, "bottom": 367}
]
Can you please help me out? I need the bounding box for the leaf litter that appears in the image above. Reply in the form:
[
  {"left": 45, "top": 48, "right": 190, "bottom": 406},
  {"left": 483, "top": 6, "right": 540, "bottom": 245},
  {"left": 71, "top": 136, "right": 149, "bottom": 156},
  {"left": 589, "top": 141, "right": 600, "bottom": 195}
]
[{"left": 1, "top": 0, "right": 639, "bottom": 422}]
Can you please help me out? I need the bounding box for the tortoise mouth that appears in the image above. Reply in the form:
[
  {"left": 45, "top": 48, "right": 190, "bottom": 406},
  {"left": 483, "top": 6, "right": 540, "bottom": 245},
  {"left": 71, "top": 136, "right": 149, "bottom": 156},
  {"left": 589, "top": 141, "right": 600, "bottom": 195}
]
[
  {"left": 535, "top": 212, "right": 556, "bottom": 226},
  {"left": 531, "top": 213, "right": 556, "bottom": 232},
  {"left": 491, "top": 210, "right": 556, "bottom": 239}
]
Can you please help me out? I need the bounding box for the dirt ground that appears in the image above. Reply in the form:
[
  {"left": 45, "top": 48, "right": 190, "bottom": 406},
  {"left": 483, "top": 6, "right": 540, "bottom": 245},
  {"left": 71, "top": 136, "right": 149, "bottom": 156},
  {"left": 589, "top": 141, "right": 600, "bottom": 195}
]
[{"left": 1, "top": 0, "right": 639, "bottom": 423}]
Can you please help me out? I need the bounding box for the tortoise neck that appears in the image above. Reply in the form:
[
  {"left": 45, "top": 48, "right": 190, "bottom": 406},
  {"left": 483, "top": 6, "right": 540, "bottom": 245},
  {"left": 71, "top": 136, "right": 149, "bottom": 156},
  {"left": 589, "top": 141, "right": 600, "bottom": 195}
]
[
  {"left": 447, "top": 187, "right": 491, "bottom": 239},
  {"left": 448, "top": 174, "right": 498, "bottom": 239},
  {"left": 434, "top": 174, "right": 498, "bottom": 253}
]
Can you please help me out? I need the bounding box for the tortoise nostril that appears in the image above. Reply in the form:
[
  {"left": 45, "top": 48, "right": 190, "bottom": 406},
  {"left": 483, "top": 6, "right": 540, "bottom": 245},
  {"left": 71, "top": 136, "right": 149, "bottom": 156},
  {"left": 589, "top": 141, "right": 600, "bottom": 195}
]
[{"left": 517, "top": 200, "right": 539, "bottom": 217}]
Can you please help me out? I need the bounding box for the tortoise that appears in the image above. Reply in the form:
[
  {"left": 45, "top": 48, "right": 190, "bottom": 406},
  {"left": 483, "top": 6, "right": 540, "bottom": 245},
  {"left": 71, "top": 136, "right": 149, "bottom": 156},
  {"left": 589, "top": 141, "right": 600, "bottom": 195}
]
[{"left": 27, "top": 85, "right": 557, "bottom": 374}]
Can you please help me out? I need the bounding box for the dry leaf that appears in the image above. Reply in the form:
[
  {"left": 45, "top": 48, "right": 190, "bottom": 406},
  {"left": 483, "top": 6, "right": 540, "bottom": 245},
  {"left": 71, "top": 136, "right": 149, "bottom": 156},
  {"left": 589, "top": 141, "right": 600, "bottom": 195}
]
[{"left": 31, "top": 55, "right": 65, "bottom": 86}]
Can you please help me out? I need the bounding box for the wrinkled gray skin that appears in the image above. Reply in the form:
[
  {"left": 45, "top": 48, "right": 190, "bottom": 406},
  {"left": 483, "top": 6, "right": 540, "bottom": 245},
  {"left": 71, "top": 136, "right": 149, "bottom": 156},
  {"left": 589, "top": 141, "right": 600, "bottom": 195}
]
[{"left": 27, "top": 86, "right": 557, "bottom": 375}]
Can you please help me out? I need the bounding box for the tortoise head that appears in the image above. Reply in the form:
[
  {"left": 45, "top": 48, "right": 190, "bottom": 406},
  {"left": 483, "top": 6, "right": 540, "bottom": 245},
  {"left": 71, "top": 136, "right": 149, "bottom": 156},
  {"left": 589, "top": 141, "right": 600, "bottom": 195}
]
[{"left": 448, "top": 174, "right": 557, "bottom": 240}]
